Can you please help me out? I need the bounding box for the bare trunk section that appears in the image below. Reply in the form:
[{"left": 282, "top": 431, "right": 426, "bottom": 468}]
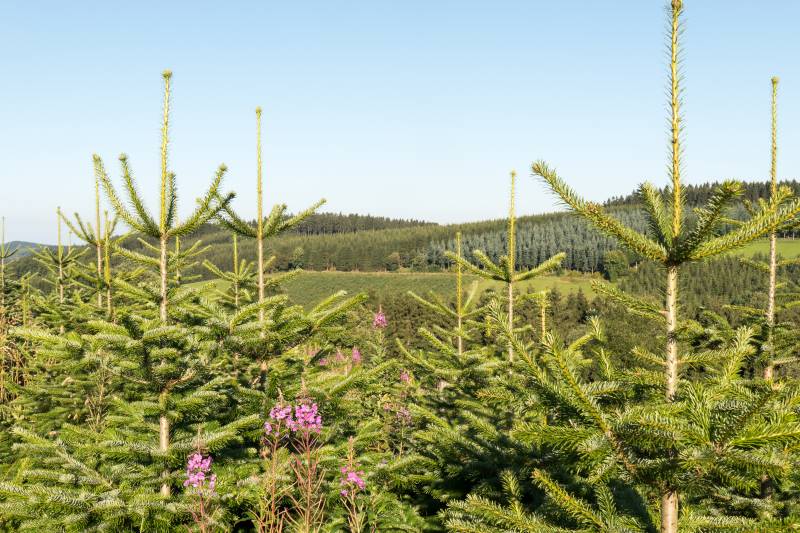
[
  {"left": 662, "top": 265, "right": 679, "bottom": 533},
  {"left": 96, "top": 240, "right": 103, "bottom": 309},
  {"left": 159, "top": 236, "right": 170, "bottom": 496},
  {"left": 765, "top": 231, "right": 777, "bottom": 381},
  {"left": 661, "top": 491, "right": 678, "bottom": 533},
  {"left": 507, "top": 282, "right": 514, "bottom": 362},
  {"left": 159, "top": 236, "right": 168, "bottom": 323},
  {"left": 159, "top": 412, "right": 170, "bottom": 497},
  {"left": 665, "top": 266, "right": 679, "bottom": 400}
]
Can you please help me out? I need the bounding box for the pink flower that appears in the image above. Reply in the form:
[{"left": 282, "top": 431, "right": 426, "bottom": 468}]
[
  {"left": 335, "top": 349, "right": 346, "bottom": 363},
  {"left": 291, "top": 402, "right": 322, "bottom": 433},
  {"left": 265, "top": 404, "right": 294, "bottom": 438},
  {"left": 400, "top": 370, "right": 411, "bottom": 384},
  {"left": 184, "top": 452, "right": 216, "bottom": 493},
  {"left": 340, "top": 465, "right": 366, "bottom": 493},
  {"left": 269, "top": 405, "right": 292, "bottom": 422},
  {"left": 318, "top": 358, "right": 328, "bottom": 367},
  {"left": 351, "top": 347, "right": 362, "bottom": 364},
  {"left": 397, "top": 406, "right": 412, "bottom": 425},
  {"left": 372, "top": 310, "right": 388, "bottom": 329}
]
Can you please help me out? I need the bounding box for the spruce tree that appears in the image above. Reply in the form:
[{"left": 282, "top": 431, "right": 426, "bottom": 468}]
[
  {"left": 446, "top": 171, "right": 565, "bottom": 361},
  {"left": 216, "top": 107, "right": 324, "bottom": 386},
  {"left": 533, "top": 2, "right": 800, "bottom": 530}
]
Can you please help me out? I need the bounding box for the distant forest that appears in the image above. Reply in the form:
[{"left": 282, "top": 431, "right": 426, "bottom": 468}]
[{"left": 9, "top": 180, "right": 798, "bottom": 280}]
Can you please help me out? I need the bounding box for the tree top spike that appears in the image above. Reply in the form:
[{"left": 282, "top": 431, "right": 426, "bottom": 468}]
[
  {"left": 162, "top": 69, "right": 173, "bottom": 79},
  {"left": 255, "top": 106, "right": 263, "bottom": 115},
  {"left": 772, "top": 76, "right": 780, "bottom": 85}
]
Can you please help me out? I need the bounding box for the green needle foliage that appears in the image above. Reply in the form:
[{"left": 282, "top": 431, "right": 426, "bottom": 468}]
[
  {"left": 408, "top": 232, "right": 484, "bottom": 356},
  {"left": 447, "top": 171, "right": 565, "bottom": 361},
  {"left": 532, "top": 2, "right": 800, "bottom": 530},
  {"left": 202, "top": 234, "right": 257, "bottom": 310}
]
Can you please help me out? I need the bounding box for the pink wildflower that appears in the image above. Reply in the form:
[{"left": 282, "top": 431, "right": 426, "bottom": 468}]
[
  {"left": 400, "top": 370, "right": 411, "bottom": 384},
  {"left": 291, "top": 402, "right": 322, "bottom": 433},
  {"left": 351, "top": 347, "right": 362, "bottom": 364},
  {"left": 340, "top": 465, "right": 366, "bottom": 492},
  {"left": 372, "top": 310, "right": 387, "bottom": 329},
  {"left": 397, "top": 406, "right": 412, "bottom": 425},
  {"left": 318, "top": 358, "right": 328, "bottom": 367},
  {"left": 269, "top": 405, "right": 293, "bottom": 425},
  {"left": 184, "top": 452, "right": 216, "bottom": 492}
]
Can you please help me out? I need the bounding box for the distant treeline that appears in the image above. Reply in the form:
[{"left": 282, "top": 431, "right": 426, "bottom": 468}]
[
  {"left": 9, "top": 182, "right": 785, "bottom": 279},
  {"left": 604, "top": 179, "right": 800, "bottom": 207}
]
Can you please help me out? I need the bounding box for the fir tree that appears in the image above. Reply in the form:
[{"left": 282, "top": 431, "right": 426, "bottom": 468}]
[
  {"left": 533, "top": 2, "right": 800, "bottom": 530},
  {"left": 447, "top": 171, "right": 565, "bottom": 361}
]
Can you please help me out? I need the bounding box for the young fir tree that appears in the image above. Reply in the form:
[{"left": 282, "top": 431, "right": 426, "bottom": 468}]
[
  {"left": 202, "top": 234, "right": 257, "bottom": 309},
  {"left": 216, "top": 107, "right": 324, "bottom": 386},
  {"left": 408, "top": 232, "right": 484, "bottom": 357},
  {"left": 446, "top": 171, "right": 565, "bottom": 361},
  {"left": 59, "top": 172, "right": 118, "bottom": 313},
  {"left": 0, "top": 71, "right": 255, "bottom": 530},
  {"left": 530, "top": 2, "right": 800, "bottom": 531},
  {"left": 731, "top": 77, "right": 800, "bottom": 381},
  {"left": 29, "top": 209, "right": 86, "bottom": 330}
]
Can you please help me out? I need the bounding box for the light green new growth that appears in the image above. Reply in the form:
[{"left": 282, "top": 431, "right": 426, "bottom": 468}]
[
  {"left": 532, "top": 1, "right": 800, "bottom": 531},
  {"left": 408, "top": 231, "right": 484, "bottom": 356},
  {"left": 446, "top": 171, "right": 565, "bottom": 361},
  {"left": 94, "top": 70, "right": 234, "bottom": 497}
]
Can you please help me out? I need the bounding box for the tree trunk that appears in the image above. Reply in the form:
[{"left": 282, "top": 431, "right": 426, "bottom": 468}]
[
  {"left": 662, "top": 265, "right": 679, "bottom": 532},
  {"left": 258, "top": 237, "right": 265, "bottom": 328},
  {"left": 160, "top": 236, "right": 168, "bottom": 323},
  {"left": 96, "top": 241, "right": 103, "bottom": 309},
  {"left": 507, "top": 281, "right": 514, "bottom": 362},
  {"left": 665, "top": 266, "right": 678, "bottom": 400},
  {"left": 159, "top": 412, "right": 171, "bottom": 497},
  {"left": 661, "top": 490, "right": 678, "bottom": 533},
  {"left": 765, "top": 230, "right": 777, "bottom": 381},
  {"left": 457, "top": 314, "right": 463, "bottom": 356}
]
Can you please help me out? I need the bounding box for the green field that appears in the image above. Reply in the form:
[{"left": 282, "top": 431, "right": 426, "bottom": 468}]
[
  {"left": 279, "top": 270, "right": 596, "bottom": 308},
  {"left": 194, "top": 271, "right": 598, "bottom": 308},
  {"left": 729, "top": 238, "right": 800, "bottom": 258},
  {"left": 193, "top": 239, "right": 798, "bottom": 309}
]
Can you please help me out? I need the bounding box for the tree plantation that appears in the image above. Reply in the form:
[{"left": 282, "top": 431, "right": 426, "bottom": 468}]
[{"left": 4, "top": 2, "right": 800, "bottom": 532}]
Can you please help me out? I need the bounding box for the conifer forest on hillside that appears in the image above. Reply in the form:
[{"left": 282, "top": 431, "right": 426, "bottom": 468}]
[{"left": 4, "top": 2, "right": 800, "bottom": 532}]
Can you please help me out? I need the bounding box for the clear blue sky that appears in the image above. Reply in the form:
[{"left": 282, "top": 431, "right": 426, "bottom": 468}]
[{"left": 2, "top": 1, "right": 799, "bottom": 243}]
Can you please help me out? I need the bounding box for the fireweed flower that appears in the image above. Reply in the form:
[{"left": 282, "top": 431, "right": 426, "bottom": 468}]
[
  {"left": 397, "top": 406, "right": 412, "bottom": 425},
  {"left": 351, "top": 347, "right": 362, "bottom": 364},
  {"left": 339, "top": 465, "right": 366, "bottom": 497},
  {"left": 269, "top": 405, "right": 293, "bottom": 423},
  {"left": 288, "top": 402, "right": 322, "bottom": 433},
  {"left": 318, "top": 357, "right": 328, "bottom": 367},
  {"left": 184, "top": 452, "right": 216, "bottom": 492},
  {"left": 372, "top": 310, "right": 387, "bottom": 329},
  {"left": 264, "top": 404, "right": 294, "bottom": 439},
  {"left": 400, "top": 370, "right": 411, "bottom": 384}
]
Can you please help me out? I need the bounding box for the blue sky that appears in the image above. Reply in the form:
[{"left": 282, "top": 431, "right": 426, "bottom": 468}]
[{"left": 2, "top": 1, "right": 799, "bottom": 243}]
